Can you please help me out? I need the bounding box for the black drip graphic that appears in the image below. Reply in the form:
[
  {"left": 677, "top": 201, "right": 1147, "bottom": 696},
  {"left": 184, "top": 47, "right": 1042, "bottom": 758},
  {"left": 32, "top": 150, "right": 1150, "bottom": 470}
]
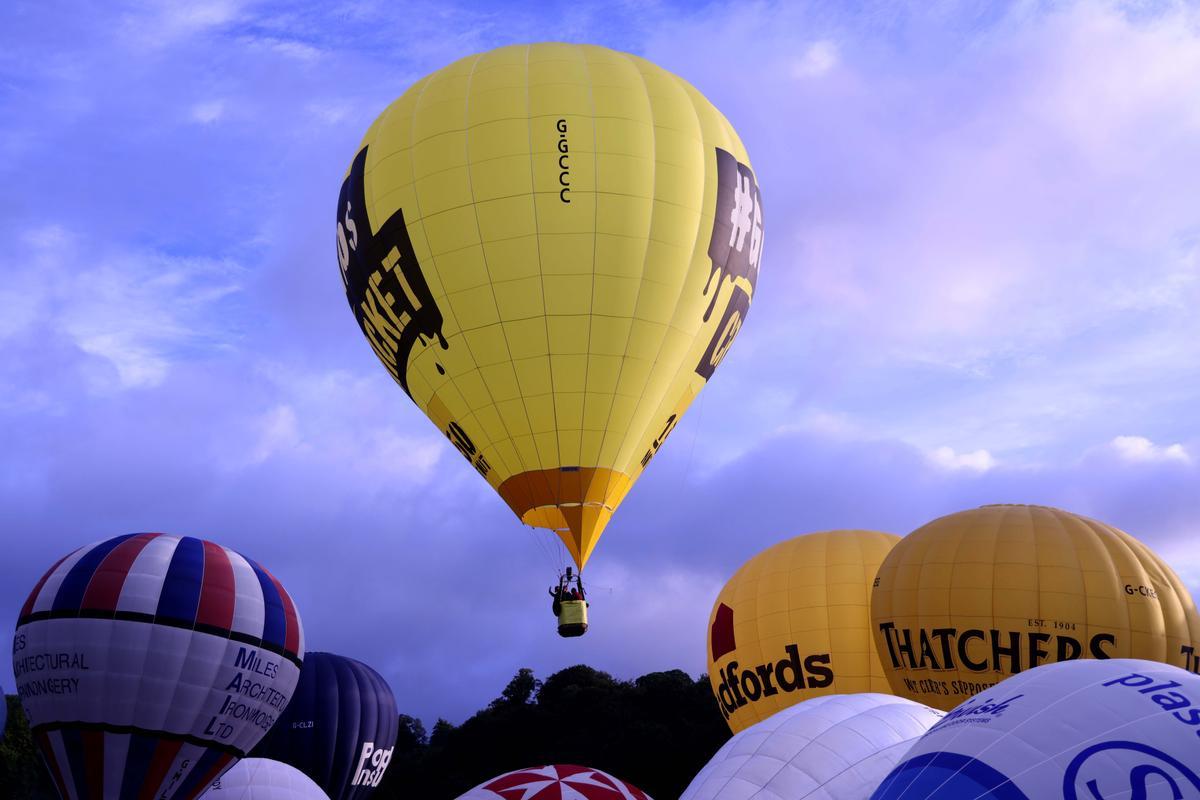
[
  {"left": 695, "top": 148, "right": 763, "bottom": 379},
  {"left": 338, "top": 146, "right": 448, "bottom": 397}
]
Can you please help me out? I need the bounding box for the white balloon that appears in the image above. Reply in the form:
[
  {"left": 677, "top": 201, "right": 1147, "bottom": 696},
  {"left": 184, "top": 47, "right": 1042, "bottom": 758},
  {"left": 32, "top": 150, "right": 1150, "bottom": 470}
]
[
  {"left": 872, "top": 658, "right": 1200, "bottom": 799},
  {"left": 203, "top": 758, "right": 330, "bottom": 800},
  {"left": 681, "top": 693, "right": 944, "bottom": 799}
]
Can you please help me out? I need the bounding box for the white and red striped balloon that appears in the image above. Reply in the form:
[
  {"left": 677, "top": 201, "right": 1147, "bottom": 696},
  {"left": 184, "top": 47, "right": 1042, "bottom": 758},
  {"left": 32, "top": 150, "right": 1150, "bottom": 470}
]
[
  {"left": 456, "top": 764, "right": 653, "bottom": 800},
  {"left": 13, "top": 533, "right": 305, "bottom": 800}
]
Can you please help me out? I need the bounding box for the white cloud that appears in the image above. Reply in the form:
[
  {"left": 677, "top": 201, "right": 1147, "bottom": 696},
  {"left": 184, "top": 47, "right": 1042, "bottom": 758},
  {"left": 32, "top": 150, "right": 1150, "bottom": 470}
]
[
  {"left": 306, "top": 102, "right": 350, "bottom": 125},
  {"left": 781, "top": 408, "right": 864, "bottom": 439},
  {"left": 73, "top": 332, "right": 172, "bottom": 388},
  {"left": 928, "top": 446, "right": 996, "bottom": 472},
  {"left": 579, "top": 560, "right": 725, "bottom": 674},
  {"left": 1108, "top": 435, "right": 1191, "bottom": 464},
  {"left": 1159, "top": 544, "right": 1200, "bottom": 592},
  {"left": 0, "top": 276, "right": 43, "bottom": 342},
  {"left": 220, "top": 364, "right": 449, "bottom": 490},
  {"left": 189, "top": 100, "right": 226, "bottom": 124},
  {"left": 119, "top": 0, "right": 244, "bottom": 48},
  {"left": 247, "top": 404, "right": 303, "bottom": 465},
  {"left": 63, "top": 256, "right": 241, "bottom": 389},
  {"left": 791, "top": 41, "right": 838, "bottom": 78},
  {"left": 643, "top": 1, "right": 1200, "bottom": 466},
  {"left": 2, "top": 232, "right": 244, "bottom": 390},
  {"left": 25, "top": 224, "right": 70, "bottom": 249},
  {"left": 264, "top": 38, "right": 323, "bottom": 62},
  {"left": 166, "top": 0, "right": 241, "bottom": 32},
  {"left": 356, "top": 428, "right": 445, "bottom": 483}
]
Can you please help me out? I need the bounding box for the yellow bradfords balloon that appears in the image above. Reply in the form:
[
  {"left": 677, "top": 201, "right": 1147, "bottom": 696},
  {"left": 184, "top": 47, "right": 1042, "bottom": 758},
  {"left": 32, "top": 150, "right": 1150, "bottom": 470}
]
[
  {"left": 337, "top": 43, "right": 762, "bottom": 569},
  {"left": 871, "top": 504, "right": 1200, "bottom": 711},
  {"left": 706, "top": 530, "right": 899, "bottom": 733}
]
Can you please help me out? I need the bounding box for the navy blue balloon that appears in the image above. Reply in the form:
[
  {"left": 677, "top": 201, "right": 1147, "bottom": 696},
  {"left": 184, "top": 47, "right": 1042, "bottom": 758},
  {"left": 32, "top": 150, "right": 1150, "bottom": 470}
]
[{"left": 252, "top": 652, "right": 399, "bottom": 800}]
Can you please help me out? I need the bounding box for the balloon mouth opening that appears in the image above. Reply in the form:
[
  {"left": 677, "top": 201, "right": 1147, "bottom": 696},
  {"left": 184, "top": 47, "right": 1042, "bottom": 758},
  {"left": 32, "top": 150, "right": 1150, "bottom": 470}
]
[
  {"left": 498, "top": 468, "right": 633, "bottom": 527},
  {"left": 529, "top": 500, "right": 615, "bottom": 529},
  {"left": 497, "top": 467, "right": 634, "bottom": 567}
]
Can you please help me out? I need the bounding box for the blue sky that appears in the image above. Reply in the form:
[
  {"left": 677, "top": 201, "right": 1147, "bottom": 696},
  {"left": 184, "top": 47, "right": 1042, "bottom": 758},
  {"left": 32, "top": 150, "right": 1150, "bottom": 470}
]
[{"left": 2, "top": 0, "right": 1198, "bottom": 726}]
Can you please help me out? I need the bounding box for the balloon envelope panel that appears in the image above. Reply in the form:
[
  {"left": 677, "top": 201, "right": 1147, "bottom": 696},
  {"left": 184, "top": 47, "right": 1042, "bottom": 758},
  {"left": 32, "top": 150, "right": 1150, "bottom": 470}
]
[
  {"left": 455, "top": 764, "right": 653, "bottom": 799},
  {"left": 872, "top": 658, "right": 1200, "bottom": 799},
  {"left": 12, "top": 534, "right": 305, "bottom": 800},
  {"left": 203, "top": 758, "right": 330, "bottom": 800},
  {"left": 252, "top": 652, "right": 399, "bottom": 800},
  {"left": 871, "top": 504, "right": 1200, "bottom": 710},
  {"left": 681, "top": 693, "right": 943, "bottom": 799},
  {"left": 338, "top": 42, "right": 763, "bottom": 569},
  {"left": 707, "top": 530, "right": 900, "bottom": 732}
]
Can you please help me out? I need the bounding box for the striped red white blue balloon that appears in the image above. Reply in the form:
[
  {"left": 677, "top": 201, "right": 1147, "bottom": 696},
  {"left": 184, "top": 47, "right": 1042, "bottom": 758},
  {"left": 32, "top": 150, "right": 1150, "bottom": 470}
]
[{"left": 12, "top": 533, "right": 305, "bottom": 800}]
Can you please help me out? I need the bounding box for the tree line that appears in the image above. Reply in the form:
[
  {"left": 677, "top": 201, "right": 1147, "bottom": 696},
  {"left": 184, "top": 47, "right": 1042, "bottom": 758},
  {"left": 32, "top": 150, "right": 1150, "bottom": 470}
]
[{"left": 2, "top": 665, "right": 730, "bottom": 799}]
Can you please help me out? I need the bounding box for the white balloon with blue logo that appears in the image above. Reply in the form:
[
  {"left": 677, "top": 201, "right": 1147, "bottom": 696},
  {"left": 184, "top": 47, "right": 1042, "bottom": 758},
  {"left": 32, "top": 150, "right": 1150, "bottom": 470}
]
[
  {"left": 681, "top": 693, "right": 945, "bottom": 799},
  {"left": 871, "top": 658, "right": 1200, "bottom": 799}
]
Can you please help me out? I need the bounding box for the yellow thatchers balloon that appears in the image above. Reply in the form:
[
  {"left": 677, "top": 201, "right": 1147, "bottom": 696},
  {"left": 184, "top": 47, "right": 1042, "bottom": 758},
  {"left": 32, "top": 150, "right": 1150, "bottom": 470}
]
[
  {"left": 706, "top": 530, "right": 899, "bottom": 733},
  {"left": 871, "top": 504, "right": 1200, "bottom": 711},
  {"left": 337, "top": 43, "right": 762, "bottom": 570}
]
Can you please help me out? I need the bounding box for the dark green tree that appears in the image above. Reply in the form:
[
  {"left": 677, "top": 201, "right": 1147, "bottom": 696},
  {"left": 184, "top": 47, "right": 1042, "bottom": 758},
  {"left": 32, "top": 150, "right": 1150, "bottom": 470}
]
[
  {"left": 395, "top": 714, "right": 428, "bottom": 751},
  {"left": 2, "top": 667, "right": 732, "bottom": 800},
  {"left": 428, "top": 718, "right": 457, "bottom": 749},
  {"left": 489, "top": 667, "right": 541, "bottom": 709},
  {"left": 377, "top": 666, "right": 730, "bottom": 799},
  {"left": 0, "top": 695, "right": 58, "bottom": 799}
]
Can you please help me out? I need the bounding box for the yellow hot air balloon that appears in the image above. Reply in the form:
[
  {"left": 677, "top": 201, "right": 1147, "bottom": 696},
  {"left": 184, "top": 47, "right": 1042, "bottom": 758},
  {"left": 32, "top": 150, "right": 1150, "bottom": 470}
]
[
  {"left": 870, "top": 504, "right": 1200, "bottom": 711},
  {"left": 336, "top": 43, "right": 762, "bottom": 572},
  {"left": 706, "top": 530, "right": 900, "bottom": 733}
]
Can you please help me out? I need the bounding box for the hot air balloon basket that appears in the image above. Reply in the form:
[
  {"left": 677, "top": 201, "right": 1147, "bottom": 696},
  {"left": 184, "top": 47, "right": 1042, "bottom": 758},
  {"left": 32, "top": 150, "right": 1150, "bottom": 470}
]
[{"left": 557, "top": 601, "right": 589, "bottom": 638}]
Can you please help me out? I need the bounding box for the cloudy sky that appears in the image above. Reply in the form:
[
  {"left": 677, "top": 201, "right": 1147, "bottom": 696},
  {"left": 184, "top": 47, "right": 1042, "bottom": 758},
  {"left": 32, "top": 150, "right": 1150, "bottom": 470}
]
[{"left": 2, "top": 0, "right": 1198, "bottom": 726}]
